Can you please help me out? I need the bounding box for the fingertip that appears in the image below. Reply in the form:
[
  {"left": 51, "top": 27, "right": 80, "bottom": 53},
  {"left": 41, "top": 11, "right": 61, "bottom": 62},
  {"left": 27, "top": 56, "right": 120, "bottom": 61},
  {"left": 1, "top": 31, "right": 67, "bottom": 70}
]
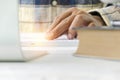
[
  {"left": 68, "top": 28, "right": 77, "bottom": 40},
  {"left": 45, "top": 32, "right": 54, "bottom": 40},
  {"left": 46, "top": 30, "right": 49, "bottom": 33},
  {"left": 67, "top": 33, "right": 74, "bottom": 40}
]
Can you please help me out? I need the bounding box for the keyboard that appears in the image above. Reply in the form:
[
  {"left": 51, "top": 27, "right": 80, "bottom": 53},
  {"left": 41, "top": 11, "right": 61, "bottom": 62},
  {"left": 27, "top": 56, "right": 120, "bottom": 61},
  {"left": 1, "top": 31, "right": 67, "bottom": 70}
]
[{"left": 20, "top": 33, "right": 79, "bottom": 47}]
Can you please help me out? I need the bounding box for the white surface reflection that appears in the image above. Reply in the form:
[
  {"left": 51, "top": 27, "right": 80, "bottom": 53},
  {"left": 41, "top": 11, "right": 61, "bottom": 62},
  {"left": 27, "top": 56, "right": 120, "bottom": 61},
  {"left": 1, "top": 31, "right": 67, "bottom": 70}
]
[{"left": 20, "top": 33, "right": 79, "bottom": 53}]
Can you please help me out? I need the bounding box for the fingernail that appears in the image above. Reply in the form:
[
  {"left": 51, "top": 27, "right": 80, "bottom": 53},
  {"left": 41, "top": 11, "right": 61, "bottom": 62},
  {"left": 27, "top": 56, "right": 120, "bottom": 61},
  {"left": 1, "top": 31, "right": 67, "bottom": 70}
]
[{"left": 68, "top": 34, "right": 74, "bottom": 40}]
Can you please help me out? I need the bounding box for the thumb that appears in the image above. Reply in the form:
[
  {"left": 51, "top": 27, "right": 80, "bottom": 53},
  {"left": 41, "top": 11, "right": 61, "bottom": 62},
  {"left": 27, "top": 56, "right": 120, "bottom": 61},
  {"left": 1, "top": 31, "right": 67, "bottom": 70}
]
[{"left": 88, "top": 22, "right": 96, "bottom": 27}]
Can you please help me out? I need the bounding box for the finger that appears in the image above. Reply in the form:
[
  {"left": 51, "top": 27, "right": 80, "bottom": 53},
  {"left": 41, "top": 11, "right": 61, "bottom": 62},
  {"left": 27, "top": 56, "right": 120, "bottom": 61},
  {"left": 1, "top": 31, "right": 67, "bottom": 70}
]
[
  {"left": 46, "top": 14, "right": 75, "bottom": 40},
  {"left": 68, "top": 14, "right": 90, "bottom": 39},
  {"left": 46, "top": 7, "right": 78, "bottom": 33},
  {"left": 88, "top": 22, "right": 96, "bottom": 27},
  {"left": 72, "top": 10, "right": 87, "bottom": 16}
]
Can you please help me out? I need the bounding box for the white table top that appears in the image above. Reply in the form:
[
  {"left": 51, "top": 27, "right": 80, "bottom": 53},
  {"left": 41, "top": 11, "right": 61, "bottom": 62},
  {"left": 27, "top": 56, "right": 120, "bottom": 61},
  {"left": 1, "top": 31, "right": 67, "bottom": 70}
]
[
  {"left": 0, "top": 47, "right": 120, "bottom": 80},
  {"left": 0, "top": 33, "right": 120, "bottom": 80}
]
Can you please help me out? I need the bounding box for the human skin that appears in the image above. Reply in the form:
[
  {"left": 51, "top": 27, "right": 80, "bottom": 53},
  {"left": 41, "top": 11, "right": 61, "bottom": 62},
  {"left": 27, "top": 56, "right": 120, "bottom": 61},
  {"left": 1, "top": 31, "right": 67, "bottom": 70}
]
[{"left": 45, "top": 7, "right": 105, "bottom": 40}]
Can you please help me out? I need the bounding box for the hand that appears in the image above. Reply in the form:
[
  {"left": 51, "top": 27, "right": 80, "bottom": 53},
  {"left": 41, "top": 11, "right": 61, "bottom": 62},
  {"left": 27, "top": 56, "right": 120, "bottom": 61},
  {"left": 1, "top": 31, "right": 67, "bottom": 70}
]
[{"left": 45, "top": 7, "right": 105, "bottom": 40}]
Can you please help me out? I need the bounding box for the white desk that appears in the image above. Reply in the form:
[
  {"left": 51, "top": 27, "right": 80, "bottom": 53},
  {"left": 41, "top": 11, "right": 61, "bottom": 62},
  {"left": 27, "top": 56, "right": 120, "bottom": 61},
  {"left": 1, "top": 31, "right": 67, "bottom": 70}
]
[
  {"left": 0, "top": 47, "right": 120, "bottom": 80},
  {"left": 0, "top": 33, "right": 120, "bottom": 80}
]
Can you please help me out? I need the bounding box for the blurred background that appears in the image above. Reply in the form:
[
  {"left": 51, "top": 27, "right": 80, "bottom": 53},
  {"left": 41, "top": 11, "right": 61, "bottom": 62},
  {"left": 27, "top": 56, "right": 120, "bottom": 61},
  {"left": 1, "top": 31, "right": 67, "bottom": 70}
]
[{"left": 19, "top": 0, "right": 105, "bottom": 33}]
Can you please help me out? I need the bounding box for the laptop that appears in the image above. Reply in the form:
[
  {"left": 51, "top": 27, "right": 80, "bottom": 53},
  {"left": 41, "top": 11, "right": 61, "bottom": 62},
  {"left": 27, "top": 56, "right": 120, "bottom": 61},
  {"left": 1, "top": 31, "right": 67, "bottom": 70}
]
[
  {"left": 0, "top": 0, "right": 47, "bottom": 61},
  {"left": 0, "top": 0, "right": 78, "bottom": 61}
]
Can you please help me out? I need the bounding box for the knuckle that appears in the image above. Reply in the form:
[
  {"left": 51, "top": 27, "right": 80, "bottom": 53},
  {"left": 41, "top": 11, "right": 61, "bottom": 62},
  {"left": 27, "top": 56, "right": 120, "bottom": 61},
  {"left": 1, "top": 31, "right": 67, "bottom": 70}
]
[
  {"left": 72, "top": 10, "right": 86, "bottom": 16},
  {"left": 78, "top": 11, "right": 86, "bottom": 14},
  {"left": 75, "top": 14, "right": 84, "bottom": 20},
  {"left": 65, "top": 18, "right": 72, "bottom": 24},
  {"left": 61, "top": 18, "right": 70, "bottom": 24},
  {"left": 69, "top": 7, "right": 78, "bottom": 11}
]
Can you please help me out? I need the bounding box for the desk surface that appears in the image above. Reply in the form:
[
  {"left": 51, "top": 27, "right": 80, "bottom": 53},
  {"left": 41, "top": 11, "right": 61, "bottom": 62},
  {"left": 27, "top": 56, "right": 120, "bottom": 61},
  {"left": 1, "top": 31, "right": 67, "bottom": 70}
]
[
  {"left": 0, "top": 47, "right": 120, "bottom": 80},
  {"left": 1, "top": 33, "right": 120, "bottom": 80}
]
